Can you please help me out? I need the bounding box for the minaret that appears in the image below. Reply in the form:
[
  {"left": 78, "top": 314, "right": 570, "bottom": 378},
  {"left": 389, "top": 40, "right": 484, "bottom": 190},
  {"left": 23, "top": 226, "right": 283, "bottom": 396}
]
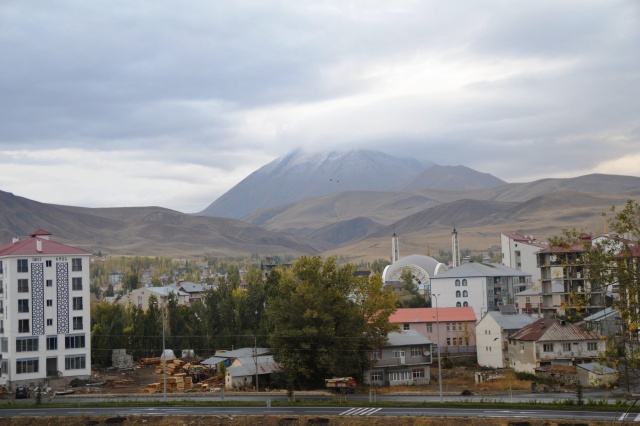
[
  {"left": 451, "top": 227, "right": 460, "bottom": 268},
  {"left": 391, "top": 233, "right": 400, "bottom": 263}
]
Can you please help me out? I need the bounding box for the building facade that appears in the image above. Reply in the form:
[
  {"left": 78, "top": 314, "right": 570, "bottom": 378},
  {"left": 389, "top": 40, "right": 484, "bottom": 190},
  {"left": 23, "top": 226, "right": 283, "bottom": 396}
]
[
  {"left": 366, "top": 330, "right": 432, "bottom": 387},
  {"left": 501, "top": 232, "right": 546, "bottom": 285},
  {"left": 475, "top": 311, "right": 535, "bottom": 368},
  {"left": 0, "top": 230, "right": 91, "bottom": 388}
]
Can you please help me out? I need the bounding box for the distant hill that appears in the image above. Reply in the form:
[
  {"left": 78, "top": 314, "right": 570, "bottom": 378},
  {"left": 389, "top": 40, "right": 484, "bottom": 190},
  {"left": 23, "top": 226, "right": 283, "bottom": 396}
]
[
  {"left": 399, "top": 165, "right": 506, "bottom": 191},
  {"left": 198, "top": 150, "right": 430, "bottom": 219},
  {"left": 0, "top": 190, "right": 326, "bottom": 257}
]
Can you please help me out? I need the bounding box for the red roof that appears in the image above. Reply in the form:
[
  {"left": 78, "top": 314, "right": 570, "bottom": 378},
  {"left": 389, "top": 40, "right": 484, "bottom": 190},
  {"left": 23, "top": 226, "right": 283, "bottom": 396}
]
[
  {"left": 390, "top": 307, "right": 476, "bottom": 323},
  {"left": 0, "top": 234, "right": 90, "bottom": 256},
  {"left": 30, "top": 229, "right": 52, "bottom": 237}
]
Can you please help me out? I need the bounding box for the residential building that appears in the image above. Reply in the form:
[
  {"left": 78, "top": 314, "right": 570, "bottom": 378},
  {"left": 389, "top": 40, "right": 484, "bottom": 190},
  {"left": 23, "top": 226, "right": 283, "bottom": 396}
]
[
  {"left": 508, "top": 318, "right": 605, "bottom": 374},
  {"left": 475, "top": 311, "right": 536, "bottom": 368},
  {"left": 514, "top": 283, "right": 563, "bottom": 316},
  {"left": 0, "top": 230, "right": 92, "bottom": 388},
  {"left": 389, "top": 307, "right": 477, "bottom": 354},
  {"left": 536, "top": 234, "right": 607, "bottom": 318},
  {"left": 429, "top": 262, "right": 531, "bottom": 320},
  {"left": 117, "top": 286, "right": 190, "bottom": 310},
  {"left": 170, "top": 281, "right": 208, "bottom": 304},
  {"left": 576, "top": 362, "right": 618, "bottom": 388},
  {"left": 366, "top": 329, "right": 432, "bottom": 386},
  {"left": 501, "top": 232, "right": 546, "bottom": 284},
  {"left": 580, "top": 307, "right": 621, "bottom": 338}
]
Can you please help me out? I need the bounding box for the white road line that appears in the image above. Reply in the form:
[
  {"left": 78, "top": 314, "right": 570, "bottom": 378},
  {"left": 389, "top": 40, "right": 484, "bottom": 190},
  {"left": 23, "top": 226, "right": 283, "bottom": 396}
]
[
  {"left": 359, "top": 408, "right": 381, "bottom": 416},
  {"left": 634, "top": 413, "right": 640, "bottom": 422},
  {"left": 619, "top": 414, "right": 628, "bottom": 421},
  {"left": 339, "top": 407, "right": 381, "bottom": 416},
  {"left": 339, "top": 408, "right": 360, "bottom": 416}
]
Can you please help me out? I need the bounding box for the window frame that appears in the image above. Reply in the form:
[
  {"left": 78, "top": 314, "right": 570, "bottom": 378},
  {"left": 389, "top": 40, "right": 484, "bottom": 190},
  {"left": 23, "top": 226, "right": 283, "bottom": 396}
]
[
  {"left": 17, "top": 259, "right": 28, "bottom": 273},
  {"left": 71, "top": 258, "right": 82, "bottom": 272},
  {"left": 18, "top": 279, "right": 29, "bottom": 293}
]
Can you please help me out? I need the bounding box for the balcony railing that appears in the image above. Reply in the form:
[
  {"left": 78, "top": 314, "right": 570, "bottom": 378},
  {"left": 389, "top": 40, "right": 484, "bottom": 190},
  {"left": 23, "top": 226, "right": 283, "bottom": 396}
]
[
  {"left": 536, "top": 349, "right": 601, "bottom": 360},
  {"left": 373, "top": 355, "right": 431, "bottom": 367}
]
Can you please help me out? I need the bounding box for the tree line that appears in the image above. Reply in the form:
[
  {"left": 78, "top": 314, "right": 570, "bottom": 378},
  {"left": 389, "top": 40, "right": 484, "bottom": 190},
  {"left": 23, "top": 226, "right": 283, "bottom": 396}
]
[{"left": 91, "top": 256, "right": 398, "bottom": 388}]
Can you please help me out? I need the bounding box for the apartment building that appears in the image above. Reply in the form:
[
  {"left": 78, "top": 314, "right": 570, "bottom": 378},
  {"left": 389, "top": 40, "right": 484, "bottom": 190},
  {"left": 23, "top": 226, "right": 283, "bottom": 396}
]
[{"left": 0, "top": 230, "right": 91, "bottom": 388}]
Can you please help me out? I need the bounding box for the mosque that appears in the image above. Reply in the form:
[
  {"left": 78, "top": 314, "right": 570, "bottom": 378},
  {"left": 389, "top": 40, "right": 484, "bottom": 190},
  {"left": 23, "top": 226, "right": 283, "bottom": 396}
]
[{"left": 381, "top": 230, "right": 461, "bottom": 288}]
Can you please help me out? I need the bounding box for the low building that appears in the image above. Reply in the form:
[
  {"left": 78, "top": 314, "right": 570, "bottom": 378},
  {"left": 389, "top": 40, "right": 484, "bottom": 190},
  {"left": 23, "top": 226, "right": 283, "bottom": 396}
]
[
  {"left": 508, "top": 318, "right": 605, "bottom": 374},
  {"left": 476, "top": 311, "right": 536, "bottom": 368},
  {"left": 389, "top": 307, "right": 477, "bottom": 354},
  {"left": 580, "top": 307, "right": 620, "bottom": 337},
  {"left": 366, "top": 329, "right": 432, "bottom": 387},
  {"left": 225, "top": 354, "right": 280, "bottom": 390},
  {"left": 577, "top": 362, "right": 618, "bottom": 388},
  {"left": 117, "top": 286, "right": 190, "bottom": 310}
]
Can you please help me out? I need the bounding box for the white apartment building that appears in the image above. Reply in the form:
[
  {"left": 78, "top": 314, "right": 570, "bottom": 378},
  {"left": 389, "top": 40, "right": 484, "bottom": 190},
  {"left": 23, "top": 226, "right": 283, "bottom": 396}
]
[
  {"left": 0, "top": 230, "right": 91, "bottom": 388},
  {"left": 501, "top": 232, "right": 546, "bottom": 285}
]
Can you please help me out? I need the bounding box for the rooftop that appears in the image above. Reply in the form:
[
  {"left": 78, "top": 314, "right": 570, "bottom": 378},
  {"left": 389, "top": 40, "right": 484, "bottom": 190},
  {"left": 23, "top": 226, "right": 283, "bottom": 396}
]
[
  {"left": 432, "top": 262, "right": 531, "bottom": 279},
  {"left": 390, "top": 307, "right": 477, "bottom": 323},
  {"left": 0, "top": 231, "right": 91, "bottom": 257},
  {"left": 509, "top": 318, "right": 603, "bottom": 342}
]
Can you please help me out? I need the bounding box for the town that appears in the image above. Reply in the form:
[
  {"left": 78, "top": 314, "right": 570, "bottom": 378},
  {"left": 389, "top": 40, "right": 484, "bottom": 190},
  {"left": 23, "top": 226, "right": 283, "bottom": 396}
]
[{"left": 1, "top": 199, "right": 638, "bottom": 399}]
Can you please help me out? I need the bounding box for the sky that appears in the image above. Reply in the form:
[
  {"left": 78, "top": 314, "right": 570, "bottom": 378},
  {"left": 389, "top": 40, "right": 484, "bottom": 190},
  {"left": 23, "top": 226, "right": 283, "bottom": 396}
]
[{"left": 1, "top": 1, "right": 639, "bottom": 213}]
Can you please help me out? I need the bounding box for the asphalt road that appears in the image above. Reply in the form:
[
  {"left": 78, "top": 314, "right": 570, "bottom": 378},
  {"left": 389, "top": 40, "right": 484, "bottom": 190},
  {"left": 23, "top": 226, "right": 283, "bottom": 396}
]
[{"left": 0, "top": 404, "right": 635, "bottom": 422}]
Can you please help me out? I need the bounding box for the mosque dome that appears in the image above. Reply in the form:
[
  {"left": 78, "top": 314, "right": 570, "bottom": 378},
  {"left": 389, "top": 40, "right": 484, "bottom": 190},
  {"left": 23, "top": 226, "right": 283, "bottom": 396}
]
[{"left": 382, "top": 254, "right": 447, "bottom": 284}]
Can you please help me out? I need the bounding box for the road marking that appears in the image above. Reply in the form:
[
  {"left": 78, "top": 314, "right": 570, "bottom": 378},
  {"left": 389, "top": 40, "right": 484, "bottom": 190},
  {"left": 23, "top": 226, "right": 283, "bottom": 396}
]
[
  {"left": 339, "top": 407, "right": 381, "bottom": 416},
  {"left": 634, "top": 413, "right": 640, "bottom": 422}
]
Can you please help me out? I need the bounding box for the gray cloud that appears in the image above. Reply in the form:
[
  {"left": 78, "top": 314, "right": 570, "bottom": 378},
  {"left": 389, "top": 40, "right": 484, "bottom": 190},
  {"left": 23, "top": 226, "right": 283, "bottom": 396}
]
[{"left": 0, "top": 0, "right": 638, "bottom": 211}]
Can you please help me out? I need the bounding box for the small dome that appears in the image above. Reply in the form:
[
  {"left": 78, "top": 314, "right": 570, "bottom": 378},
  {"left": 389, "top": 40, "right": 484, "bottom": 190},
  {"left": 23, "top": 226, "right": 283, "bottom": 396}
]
[{"left": 382, "top": 254, "right": 447, "bottom": 284}]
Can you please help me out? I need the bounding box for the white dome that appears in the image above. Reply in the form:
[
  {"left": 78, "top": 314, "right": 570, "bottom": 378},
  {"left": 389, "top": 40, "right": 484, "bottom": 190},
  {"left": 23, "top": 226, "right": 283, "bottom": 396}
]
[{"left": 382, "top": 254, "right": 447, "bottom": 284}]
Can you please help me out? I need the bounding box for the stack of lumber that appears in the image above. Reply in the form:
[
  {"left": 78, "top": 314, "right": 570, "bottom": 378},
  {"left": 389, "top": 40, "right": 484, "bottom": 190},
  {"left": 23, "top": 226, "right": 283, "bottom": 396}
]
[
  {"left": 154, "top": 359, "right": 189, "bottom": 375},
  {"left": 140, "top": 383, "right": 161, "bottom": 394},
  {"left": 139, "top": 357, "right": 162, "bottom": 366}
]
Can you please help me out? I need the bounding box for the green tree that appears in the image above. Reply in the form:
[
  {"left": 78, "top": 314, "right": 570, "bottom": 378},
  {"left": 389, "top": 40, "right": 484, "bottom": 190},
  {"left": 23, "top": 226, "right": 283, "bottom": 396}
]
[
  {"left": 266, "top": 256, "right": 397, "bottom": 389},
  {"left": 399, "top": 268, "right": 428, "bottom": 308}
]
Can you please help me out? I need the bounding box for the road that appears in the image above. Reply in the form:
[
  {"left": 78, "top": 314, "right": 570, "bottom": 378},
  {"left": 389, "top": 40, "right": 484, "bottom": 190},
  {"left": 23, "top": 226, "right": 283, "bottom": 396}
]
[{"left": 0, "top": 404, "right": 636, "bottom": 422}]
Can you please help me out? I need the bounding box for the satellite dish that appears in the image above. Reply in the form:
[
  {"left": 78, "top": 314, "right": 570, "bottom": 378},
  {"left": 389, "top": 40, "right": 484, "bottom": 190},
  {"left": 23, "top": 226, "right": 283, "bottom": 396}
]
[{"left": 424, "top": 351, "right": 431, "bottom": 357}]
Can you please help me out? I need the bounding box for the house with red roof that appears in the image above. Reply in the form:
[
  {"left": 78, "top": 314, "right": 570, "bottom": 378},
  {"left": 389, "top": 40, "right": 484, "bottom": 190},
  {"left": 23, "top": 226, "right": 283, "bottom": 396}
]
[
  {"left": 507, "top": 317, "right": 605, "bottom": 374},
  {"left": 0, "top": 231, "right": 92, "bottom": 388},
  {"left": 389, "top": 307, "right": 477, "bottom": 354}
]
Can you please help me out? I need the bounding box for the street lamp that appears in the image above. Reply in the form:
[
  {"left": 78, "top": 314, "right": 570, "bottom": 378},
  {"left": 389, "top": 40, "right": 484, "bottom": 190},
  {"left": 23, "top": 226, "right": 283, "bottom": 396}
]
[{"left": 433, "top": 293, "right": 443, "bottom": 403}]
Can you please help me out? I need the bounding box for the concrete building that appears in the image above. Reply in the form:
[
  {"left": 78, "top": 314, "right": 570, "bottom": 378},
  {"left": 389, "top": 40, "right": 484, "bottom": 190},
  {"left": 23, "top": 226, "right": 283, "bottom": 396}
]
[
  {"left": 429, "top": 262, "right": 531, "bottom": 320},
  {"left": 476, "top": 311, "right": 535, "bottom": 368},
  {"left": 366, "top": 329, "right": 432, "bottom": 386},
  {"left": 117, "top": 286, "right": 190, "bottom": 310},
  {"left": 508, "top": 318, "right": 605, "bottom": 374},
  {"left": 389, "top": 307, "right": 477, "bottom": 354},
  {"left": 0, "top": 230, "right": 92, "bottom": 388},
  {"left": 514, "top": 283, "right": 564, "bottom": 316},
  {"left": 501, "top": 233, "right": 546, "bottom": 285}
]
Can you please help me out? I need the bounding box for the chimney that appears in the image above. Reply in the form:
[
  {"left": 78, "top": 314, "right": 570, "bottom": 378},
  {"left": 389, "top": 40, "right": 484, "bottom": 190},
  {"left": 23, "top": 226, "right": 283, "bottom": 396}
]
[
  {"left": 36, "top": 239, "right": 43, "bottom": 252},
  {"left": 560, "top": 320, "right": 566, "bottom": 326},
  {"left": 12, "top": 237, "right": 19, "bottom": 244}
]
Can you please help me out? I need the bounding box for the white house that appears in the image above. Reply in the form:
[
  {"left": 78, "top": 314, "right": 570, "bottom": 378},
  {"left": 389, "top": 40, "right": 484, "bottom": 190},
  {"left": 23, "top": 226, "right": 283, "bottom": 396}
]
[
  {"left": 476, "top": 311, "right": 536, "bottom": 368},
  {"left": 501, "top": 232, "right": 546, "bottom": 285},
  {"left": 429, "top": 262, "right": 531, "bottom": 320},
  {"left": 117, "top": 286, "right": 190, "bottom": 310},
  {"left": 0, "top": 230, "right": 92, "bottom": 388}
]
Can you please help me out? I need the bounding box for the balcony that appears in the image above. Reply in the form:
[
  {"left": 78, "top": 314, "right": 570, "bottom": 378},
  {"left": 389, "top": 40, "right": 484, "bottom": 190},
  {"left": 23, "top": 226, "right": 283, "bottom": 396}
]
[{"left": 373, "top": 355, "right": 432, "bottom": 367}]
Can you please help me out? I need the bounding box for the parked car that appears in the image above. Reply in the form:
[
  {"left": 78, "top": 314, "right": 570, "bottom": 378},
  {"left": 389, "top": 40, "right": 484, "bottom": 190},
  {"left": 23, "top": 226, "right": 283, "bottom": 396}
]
[{"left": 15, "top": 386, "right": 30, "bottom": 399}]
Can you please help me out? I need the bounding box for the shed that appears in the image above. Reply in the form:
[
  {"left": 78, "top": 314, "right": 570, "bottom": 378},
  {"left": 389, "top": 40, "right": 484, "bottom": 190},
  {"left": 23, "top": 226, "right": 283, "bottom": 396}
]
[{"left": 577, "top": 362, "right": 618, "bottom": 387}]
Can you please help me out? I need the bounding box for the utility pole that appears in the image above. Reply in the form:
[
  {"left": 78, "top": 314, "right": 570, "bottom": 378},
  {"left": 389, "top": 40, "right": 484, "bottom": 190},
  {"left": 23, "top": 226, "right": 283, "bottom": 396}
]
[
  {"left": 162, "top": 303, "right": 167, "bottom": 402},
  {"left": 433, "top": 294, "right": 443, "bottom": 403},
  {"left": 254, "top": 334, "right": 259, "bottom": 392}
]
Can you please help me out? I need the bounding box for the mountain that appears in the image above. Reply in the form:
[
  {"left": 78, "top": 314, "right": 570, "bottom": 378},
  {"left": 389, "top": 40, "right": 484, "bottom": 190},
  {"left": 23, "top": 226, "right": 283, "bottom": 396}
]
[
  {"left": 399, "top": 165, "right": 506, "bottom": 191},
  {"left": 198, "top": 150, "right": 430, "bottom": 219},
  {"left": 0, "top": 190, "right": 326, "bottom": 257}
]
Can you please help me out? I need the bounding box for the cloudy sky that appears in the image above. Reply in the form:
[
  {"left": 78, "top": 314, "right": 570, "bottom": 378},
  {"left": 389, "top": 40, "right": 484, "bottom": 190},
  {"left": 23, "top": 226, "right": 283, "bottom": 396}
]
[{"left": 1, "top": 1, "right": 639, "bottom": 213}]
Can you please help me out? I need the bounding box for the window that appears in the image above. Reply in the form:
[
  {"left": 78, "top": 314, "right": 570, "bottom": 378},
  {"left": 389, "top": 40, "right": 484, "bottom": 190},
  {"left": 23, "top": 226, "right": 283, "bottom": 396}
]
[
  {"left": 72, "top": 297, "right": 83, "bottom": 311},
  {"left": 446, "top": 323, "right": 450, "bottom": 331},
  {"left": 587, "top": 342, "right": 598, "bottom": 351},
  {"left": 388, "top": 371, "right": 410, "bottom": 381},
  {"left": 462, "top": 279, "right": 467, "bottom": 286},
  {"left": 65, "top": 355, "right": 86, "bottom": 370},
  {"left": 18, "top": 279, "right": 29, "bottom": 293},
  {"left": 462, "top": 290, "right": 468, "bottom": 297},
  {"left": 65, "top": 334, "right": 85, "bottom": 349},
  {"left": 47, "top": 299, "right": 53, "bottom": 307},
  {"left": 72, "top": 316, "right": 83, "bottom": 330},
  {"left": 463, "top": 302, "right": 468, "bottom": 307},
  {"left": 411, "top": 346, "right": 423, "bottom": 357},
  {"left": 17, "top": 259, "right": 28, "bottom": 273},
  {"left": 72, "top": 258, "right": 82, "bottom": 272},
  {"left": 371, "top": 350, "right": 381, "bottom": 360},
  {"left": 525, "top": 297, "right": 531, "bottom": 303},
  {"left": 392, "top": 349, "right": 405, "bottom": 358},
  {"left": 403, "top": 323, "right": 410, "bottom": 330},
  {"left": 46, "top": 260, "right": 52, "bottom": 267},
  {"left": 456, "top": 290, "right": 461, "bottom": 298},
  {"left": 1, "top": 337, "right": 8, "bottom": 352},
  {"left": 446, "top": 338, "right": 451, "bottom": 345},
  {"left": 16, "top": 358, "right": 39, "bottom": 374},
  {"left": 412, "top": 368, "right": 425, "bottom": 378},
  {"left": 18, "top": 299, "right": 29, "bottom": 313},
  {"left": 46, "top": 279, "right": 53, "bottom": 287},
  {"left": 371, "top": 372, "right": 382, "bottom": 381},
  {"left": 452, "top": 323, "right": 457, "bottom": 331},
  {"left": 15, "top": 337, "right": 38, "bottom": 352},
  {"left": 18, "top": 319, "right": 29, "bottom": 333},
  {"left": 543, "top": 343, "right": 554, "bottom": 352},
  {"left": 456, "top": 302, "right": 461, "bottom": 307},
  {"left": 426, "top": 323, "right": 432, "bottom": 333},
  {"left": 46, "top": 336, "right": 58, "bottom": 350},
  {"left": 520, "top": 342, "right": 524, "bottom": 351},
  {"left": 562, "top": 343, "right": 571, "bottom": 352},
  {"left": 72, "top": 277, "right": 82, "bottom": 291},
  {"left": 455, "top": 279, "right": 460, "bottom": 286},
  {"left": 47, "top": 319, "right": 53, "bottom": 326},
  {"left": 0, "top": 260, "right": 3, "bottom": 274}
]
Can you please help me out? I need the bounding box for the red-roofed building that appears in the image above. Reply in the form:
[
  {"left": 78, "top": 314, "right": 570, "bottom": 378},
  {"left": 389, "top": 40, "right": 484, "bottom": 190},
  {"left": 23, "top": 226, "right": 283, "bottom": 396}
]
[
  {"left": 389, "top": 307, "right": 477, "bottom": 354},
  {"left": 501, "top": 232, "right": 548, "bottom": 284},
  {"left": 0, "top": 231, "right": 92, "bottom": 388}
]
